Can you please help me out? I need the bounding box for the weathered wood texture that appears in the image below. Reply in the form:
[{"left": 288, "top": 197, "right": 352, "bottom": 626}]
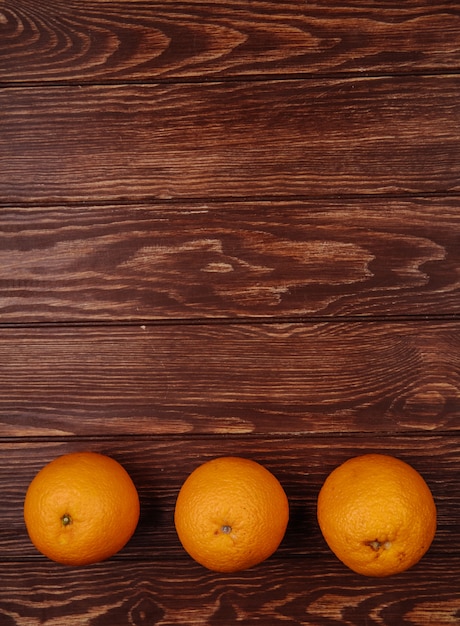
[
  {"left": 1, "top": 77, "right": 459, "bottom": 203},
  {"left": 1, "top": 558, "right": 458, "bottom": 625},
  {"left": 0, "top": 323, "right": 459, "bottom": 437},
  {"left": 1, "top": 200, "right": 459, "bottom": 321},
  {"left": 1, "top": 0, "right": 459, "bottom": 623},
  {"left": 2, "top": 0, "right": 460, "bottom": 83}
]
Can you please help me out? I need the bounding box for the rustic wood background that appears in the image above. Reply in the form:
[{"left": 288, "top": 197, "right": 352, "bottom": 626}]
[{"left": 1, "top": 1, "right": 459, "bottom": 624}]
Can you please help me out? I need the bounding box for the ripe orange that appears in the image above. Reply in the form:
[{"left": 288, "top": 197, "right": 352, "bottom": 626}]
[
  {"left": 174, "top": 456, "right": 289, "bottom": 572},
  {"left": 317, "top": 453, "right": 436, "bottom": 577},
  {"left": 24, "top": 451, "right": 140, "bottom": 565}
]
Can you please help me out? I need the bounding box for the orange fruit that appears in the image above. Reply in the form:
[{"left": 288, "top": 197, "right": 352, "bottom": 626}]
[
  {"left": 317, "top": 453, "right": 436, "bottom": 577},
  {"left": 174, "top": 456, "right": 289, "bottom": 572},
  {"left": 24, "top": 451, "right": 140, "bottom": 565}
]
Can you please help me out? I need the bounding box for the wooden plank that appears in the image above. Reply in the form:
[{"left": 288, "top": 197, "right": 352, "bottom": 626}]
[
  {"left": 1, "top": 77, "right": 459, "bottom": 203},
  {"left": 1, "top": 199, "right": 459, "bottom": 322},
  {"left": 0, "top": 557, "right": 459, "bottom": 625},
  {"left": 2, "top": 1, "right": 460, "bottom": 83},
  {"left": 0, "top": 322, "right": 458, "bottom": 437},
  {"left": 0, "top": 435, "right": 457, "bottom": 560}
]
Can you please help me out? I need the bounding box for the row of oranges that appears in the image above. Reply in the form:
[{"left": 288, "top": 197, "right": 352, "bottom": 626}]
[{"left": 24, "top": 451, "right": 436, "bottom": 577}]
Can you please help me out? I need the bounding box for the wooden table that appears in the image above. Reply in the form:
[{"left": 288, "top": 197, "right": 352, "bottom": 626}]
[{"left": 1, "top": 1, "right": 459, "bottom": 624}]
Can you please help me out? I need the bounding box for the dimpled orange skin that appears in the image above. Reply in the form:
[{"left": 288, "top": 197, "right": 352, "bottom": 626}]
[
  {"left": 24, "top": 452, "right": 140, "bottom": 566},
  {"left": 317, "top": 454, "right": 437, "bottom": 577},
  {"left": 174, "top": 456, "right": 289, "bottom": 573}
]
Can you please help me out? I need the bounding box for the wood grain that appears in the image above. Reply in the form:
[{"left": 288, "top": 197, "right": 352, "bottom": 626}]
[
  {"left": 0, "top": 435, "right": 457, "bottom": 560},
  {"left": 1, "top": 77, "right": 459, "bottom": 203},
  {"left": 1, "top": 199, "right": 459, "bottom": 322},
  {"left": 1, "top": 558, "right": 459, "bottom": 625},
  {"left": 2, "top": 1, "right": 460, "bottom": 83},
  {"left": 0, "top": 323, "right": 458, "bottom": 437},
  {"left": 1, "top": 0, "right": 459, "bottom": 621}
]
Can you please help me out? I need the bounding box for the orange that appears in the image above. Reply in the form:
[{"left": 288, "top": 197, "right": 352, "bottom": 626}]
[
  {"left": 174, "top": 456, "right": 289, "bottom": 572},
  {"left": 24, "top": 451, "right": 140, "bottom": 565},
  {"left": 317, "top": 453, "right": 436, "bottom": 577}
]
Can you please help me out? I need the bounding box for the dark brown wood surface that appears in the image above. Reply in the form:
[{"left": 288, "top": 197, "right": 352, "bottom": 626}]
[
  {"left": 1, "top": 1, "right": 459, "bottom": 624},
  {"left": 2, "top": 0, "right": 460, "bottom": 82},
  {"left": 0, "top": 323, "right": 459, "bottom": 437},
  {"left": 1, "top": 200, "right": 459, "bottom": 321},
  {"left": 2, "top": 77, "right": 459, "bottom": 202}
]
